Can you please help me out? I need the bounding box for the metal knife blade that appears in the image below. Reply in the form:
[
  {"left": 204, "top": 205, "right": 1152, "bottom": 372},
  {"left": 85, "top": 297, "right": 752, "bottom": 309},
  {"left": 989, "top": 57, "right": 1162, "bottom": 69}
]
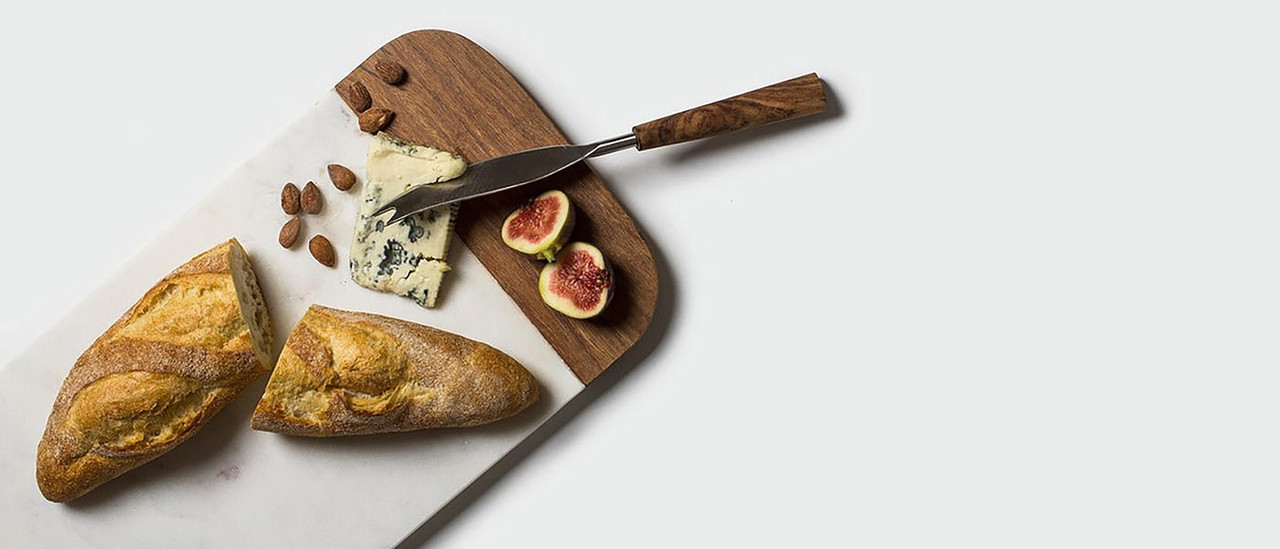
[
  {"left": 371, "top": 72, "right": 828, "bottom": 224},
  {"left": 372, "top": 134, "right": 637, "bottom": 225}
]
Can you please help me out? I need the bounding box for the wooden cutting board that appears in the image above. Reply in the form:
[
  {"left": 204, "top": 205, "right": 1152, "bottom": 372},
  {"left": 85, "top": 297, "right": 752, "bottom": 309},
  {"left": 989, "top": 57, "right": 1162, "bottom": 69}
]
[{"left": 338, "top": 30, "right": 659, "bottom": 384}]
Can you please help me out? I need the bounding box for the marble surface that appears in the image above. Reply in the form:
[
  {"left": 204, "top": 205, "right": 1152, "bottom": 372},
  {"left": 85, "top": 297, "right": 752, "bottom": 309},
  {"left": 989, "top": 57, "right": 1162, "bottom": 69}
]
[{"left": 0, "top": 92, "right": 584, "bottom": 548}]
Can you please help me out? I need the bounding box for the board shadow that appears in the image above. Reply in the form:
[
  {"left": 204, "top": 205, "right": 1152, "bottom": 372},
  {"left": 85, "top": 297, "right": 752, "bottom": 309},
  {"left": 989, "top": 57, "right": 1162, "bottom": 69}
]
[{"left": 393, "top": 231, "right": 677, "bottom": 548}]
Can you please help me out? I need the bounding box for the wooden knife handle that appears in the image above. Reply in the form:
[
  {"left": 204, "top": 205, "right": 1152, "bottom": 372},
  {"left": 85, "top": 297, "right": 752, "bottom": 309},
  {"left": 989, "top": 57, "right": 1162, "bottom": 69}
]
[{"left": 631, "top": 73, "right": 826, "bottom": 151}]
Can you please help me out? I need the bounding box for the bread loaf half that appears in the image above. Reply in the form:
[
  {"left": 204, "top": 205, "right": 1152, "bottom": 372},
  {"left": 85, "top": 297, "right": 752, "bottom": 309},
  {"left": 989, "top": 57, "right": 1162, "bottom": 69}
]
[
  {"left": 36, "top": 238, "right": 274, "bottom": 502},
  {"left": 250, "top": 305, "right": 538, "bottom": 436}
]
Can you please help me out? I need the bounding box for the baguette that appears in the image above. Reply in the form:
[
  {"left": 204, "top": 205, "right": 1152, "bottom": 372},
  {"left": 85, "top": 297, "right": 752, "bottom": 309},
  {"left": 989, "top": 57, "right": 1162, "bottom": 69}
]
[
  {"left": 250, "top": 305, "right": 538, "bottom": 436},
  {"left": 36, "top": 239, "right": 274, "bottom": 502}
]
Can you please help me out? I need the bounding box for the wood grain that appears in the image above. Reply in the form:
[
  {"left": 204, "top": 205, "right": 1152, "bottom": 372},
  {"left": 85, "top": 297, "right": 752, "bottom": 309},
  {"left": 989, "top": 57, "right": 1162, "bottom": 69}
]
[
  {"left": 338, "top": 30, "right": 658, "bottom": 385},
  {"left": 632, "top": 73, "right": 826, "bottom": 150}
]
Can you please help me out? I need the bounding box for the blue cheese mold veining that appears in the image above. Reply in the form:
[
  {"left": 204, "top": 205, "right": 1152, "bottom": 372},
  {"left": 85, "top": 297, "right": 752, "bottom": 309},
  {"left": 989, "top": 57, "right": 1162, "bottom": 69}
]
[{"left": 350, "top": 133, "right": 468, "bottom": 308}]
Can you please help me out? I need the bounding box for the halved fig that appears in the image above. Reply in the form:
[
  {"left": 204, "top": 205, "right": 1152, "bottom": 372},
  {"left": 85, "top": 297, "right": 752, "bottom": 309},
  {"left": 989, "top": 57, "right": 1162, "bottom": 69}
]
[
  {"left": 538, "top": 242, "right": 614, "bottom": 319},
  {"left": 501, "top": 189, "right": 575, "bottom": 262}
]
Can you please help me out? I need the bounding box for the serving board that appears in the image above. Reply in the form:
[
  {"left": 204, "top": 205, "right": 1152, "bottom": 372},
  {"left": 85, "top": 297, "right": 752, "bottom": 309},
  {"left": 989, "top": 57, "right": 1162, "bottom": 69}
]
[
  {"left": 0, "top": 30, "right": 656, "bottom": 547},
  {"left": 342, "top": 30, "right": 658, "bottom": 384}
]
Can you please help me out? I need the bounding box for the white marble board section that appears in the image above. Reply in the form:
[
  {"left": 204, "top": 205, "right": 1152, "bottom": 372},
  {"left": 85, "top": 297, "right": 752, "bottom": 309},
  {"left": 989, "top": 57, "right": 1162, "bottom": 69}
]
[{"left": 0, "top": 91, "right": 585, "bottom": 548}]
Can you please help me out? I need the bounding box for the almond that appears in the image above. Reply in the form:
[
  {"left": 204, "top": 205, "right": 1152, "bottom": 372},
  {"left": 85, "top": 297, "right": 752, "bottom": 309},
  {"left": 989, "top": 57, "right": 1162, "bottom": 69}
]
[
  {"left": 327, "top": 163, "right": 356, "bottom": 191},
  {"left": 301, "top": 181, "right": 323, "bottom": 214},
  {"left": 338, "top": 80, "right": 371, "bottom": 113},
  {"left": 279, "top": 216, "right": 301, "bottom": 248},
  {"left": 281, "top": 182, "right": 301, "bottom": 215},
  {"left": 358, "top": 108, "right": 394, "bottom": 134},
  {"left": 373, "top": 60, "right": 405, "bottom": 85},
  {"left": 309, "top": 235, "right": 336, "bottom": 268}
]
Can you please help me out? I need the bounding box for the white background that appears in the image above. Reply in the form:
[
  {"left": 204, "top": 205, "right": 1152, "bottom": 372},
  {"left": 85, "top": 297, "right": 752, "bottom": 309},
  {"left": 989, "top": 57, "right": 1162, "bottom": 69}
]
[{"left": 2, "top": 1, "right": 1278, "bottom": 547}]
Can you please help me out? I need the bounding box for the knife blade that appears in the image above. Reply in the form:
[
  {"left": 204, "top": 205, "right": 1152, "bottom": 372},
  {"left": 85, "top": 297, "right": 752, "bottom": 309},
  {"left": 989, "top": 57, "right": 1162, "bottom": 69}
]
[
  {"left": 372, "top": 134, "right": 636, "bottom": 225},
  {"left": 372, "top": 72, "right": 827, "bottom": 224}
]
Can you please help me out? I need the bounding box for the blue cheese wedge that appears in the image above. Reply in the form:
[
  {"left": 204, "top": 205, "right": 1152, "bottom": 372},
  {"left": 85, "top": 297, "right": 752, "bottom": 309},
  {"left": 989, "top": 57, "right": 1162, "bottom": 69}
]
[{"left": 350, "top": 133, "right": 467, "bottom": 308}]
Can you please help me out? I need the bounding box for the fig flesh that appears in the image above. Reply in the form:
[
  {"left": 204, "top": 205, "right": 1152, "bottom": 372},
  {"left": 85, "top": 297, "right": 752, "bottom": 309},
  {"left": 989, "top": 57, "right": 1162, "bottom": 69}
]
[
  {"left": 538, "top": 242, "right": 614, "bottom": 319},
  {"left": 501, "top": 189, "right": 575, "bottom": 262}
]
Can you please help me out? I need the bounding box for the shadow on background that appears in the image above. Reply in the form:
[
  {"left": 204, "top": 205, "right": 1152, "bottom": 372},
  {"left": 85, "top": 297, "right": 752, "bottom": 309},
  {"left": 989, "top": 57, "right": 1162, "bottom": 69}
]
[
  {"left": 394, "top": 232, "right": 677, "bottom": 548},
  {"left": 394, "top": 76, "right": 844, "bottom": 548}
]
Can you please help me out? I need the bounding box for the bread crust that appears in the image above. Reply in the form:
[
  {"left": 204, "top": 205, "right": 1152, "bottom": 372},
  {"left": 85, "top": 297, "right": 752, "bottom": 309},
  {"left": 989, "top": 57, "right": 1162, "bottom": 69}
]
[
  {"left": 251, "top": 305, "right": 538, "bottom": 436},
  {"left": 35, "top": 239, "right": 274, "bottom": 502}
]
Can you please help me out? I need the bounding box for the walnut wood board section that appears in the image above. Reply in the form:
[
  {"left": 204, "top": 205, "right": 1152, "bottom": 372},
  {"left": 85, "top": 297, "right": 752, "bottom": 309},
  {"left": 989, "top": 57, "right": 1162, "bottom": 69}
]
[{"left": 338, "top": 30, "right": 658, "bottom": 385}]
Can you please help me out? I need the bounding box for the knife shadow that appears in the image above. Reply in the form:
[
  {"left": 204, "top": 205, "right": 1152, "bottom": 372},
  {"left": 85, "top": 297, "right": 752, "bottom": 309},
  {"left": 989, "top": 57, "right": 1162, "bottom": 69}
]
[{"left": 393, "top": 232, "right": 678, "bottom": 549}]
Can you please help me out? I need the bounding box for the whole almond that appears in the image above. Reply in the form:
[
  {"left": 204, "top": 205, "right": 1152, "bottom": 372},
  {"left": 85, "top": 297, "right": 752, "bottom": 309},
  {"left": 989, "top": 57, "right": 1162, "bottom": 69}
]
[
  {"left": 309, "top": 235, "right": 336, "bottom": 268},
  {"left": 327, "top": 163, "right": 356, "bottom": 191},
  {"left": 301, "top": 181, "right": 323, "bottom": 214},
  {"left": 338, "top": 80, "right": 371, "bottom": 113},
  {"left": 278, "top": 216, "right": 301, "bottom": 249},
  {"left": 359, "top": 108, "right": 394, "bottom": 133},
  {"left": 281, "top": 182, "right": 301, "bottom": 215},
  {"left": 373, "top": 60, "right": 405, "bottom": 85}
]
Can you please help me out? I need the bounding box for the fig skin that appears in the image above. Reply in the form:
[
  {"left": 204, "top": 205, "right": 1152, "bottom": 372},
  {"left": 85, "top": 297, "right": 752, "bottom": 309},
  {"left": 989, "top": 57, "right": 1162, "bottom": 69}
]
[
  {"left": 538, "top": 242, "right": 614, "bottom": 319},
  {"left": 501, "top": 189, "right": 575, "bottom": 262}
]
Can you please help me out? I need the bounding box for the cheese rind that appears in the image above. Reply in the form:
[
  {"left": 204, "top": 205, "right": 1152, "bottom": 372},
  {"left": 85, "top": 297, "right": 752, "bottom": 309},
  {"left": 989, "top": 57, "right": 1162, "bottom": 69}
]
[{"left": 350, "top": 134, "right": 467, "bottom": 308}]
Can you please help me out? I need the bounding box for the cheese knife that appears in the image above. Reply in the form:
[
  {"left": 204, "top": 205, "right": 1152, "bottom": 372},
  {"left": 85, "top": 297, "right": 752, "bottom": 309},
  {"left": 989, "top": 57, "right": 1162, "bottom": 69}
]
[{"left": 372, "top": 72, "right": 826, "bottom": 224}]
